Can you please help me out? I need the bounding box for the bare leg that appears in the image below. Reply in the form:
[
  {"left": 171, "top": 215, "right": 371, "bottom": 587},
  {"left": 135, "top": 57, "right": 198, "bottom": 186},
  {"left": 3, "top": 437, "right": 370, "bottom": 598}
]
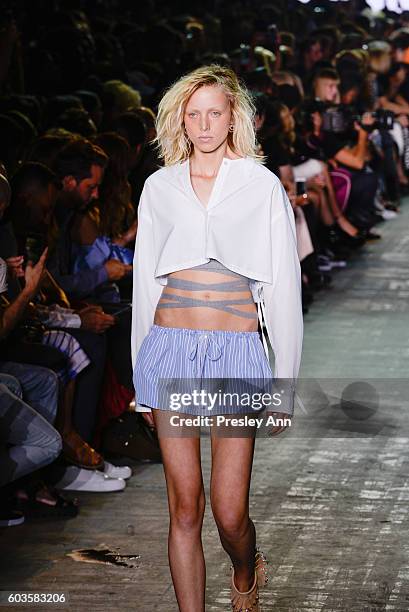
[
  {"left": 210, "top": 424, "right": 257, "bottom": 592},
  {"left": 153, "top": 410, "right": 206, "bottom": 612},
  {"left": 54, "top": 379, "right": 103, "bottom": 468},
  {"left": 321, "top": 166, "right": 360, "bottom": 235},
  {"left": 396, "top": 153, "right": 408, "bottom": 185},
  {"left": 54, "top": 379, "right": 75, "bottom": 435},
  {"left": 308, "top": 179, "right": 360, "bottom": 237}
]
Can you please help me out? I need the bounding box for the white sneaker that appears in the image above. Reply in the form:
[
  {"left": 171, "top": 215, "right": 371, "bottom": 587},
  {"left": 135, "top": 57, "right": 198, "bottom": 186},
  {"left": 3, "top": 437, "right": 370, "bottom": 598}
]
[
  {"left": 54, "top": 466, "right": 126, "bottom": 492},
  {"left": 330, "top": 259, "right": 347, "bottom": 268},
  {"left": 374, "top": 197, "right": 385, "bottom": 212},
  {"left": 380, "top": 209, "right": 398, "bottom": 220},
  {"left": 103, "top": 461, "right": 132, "bottom": 480}
]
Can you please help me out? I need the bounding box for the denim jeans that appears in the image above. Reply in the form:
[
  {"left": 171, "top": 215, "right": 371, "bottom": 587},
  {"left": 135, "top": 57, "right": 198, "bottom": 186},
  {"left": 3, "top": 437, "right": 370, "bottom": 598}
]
[
  {"left": 0, "top": 366, "right": 62, "bottom": 487},
  {"left": 0, "top": 361, "right": 59, "bottom": 424}
]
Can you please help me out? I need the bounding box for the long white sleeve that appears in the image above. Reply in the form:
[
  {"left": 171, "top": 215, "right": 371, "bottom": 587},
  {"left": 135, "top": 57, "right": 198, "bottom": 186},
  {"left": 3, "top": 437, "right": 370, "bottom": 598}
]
[
  {"left": 261, "top": 180, "right": 304, "bottom": 416},
  {"left": 131, "top": 180, "right": 164, "bottom": 413}
]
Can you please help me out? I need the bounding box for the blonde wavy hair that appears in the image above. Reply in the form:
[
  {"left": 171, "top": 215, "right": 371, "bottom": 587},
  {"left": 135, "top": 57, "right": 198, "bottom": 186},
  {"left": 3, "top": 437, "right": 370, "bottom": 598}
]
[{"left": 153, "top": 64, "right": 263, "bottom": 166}]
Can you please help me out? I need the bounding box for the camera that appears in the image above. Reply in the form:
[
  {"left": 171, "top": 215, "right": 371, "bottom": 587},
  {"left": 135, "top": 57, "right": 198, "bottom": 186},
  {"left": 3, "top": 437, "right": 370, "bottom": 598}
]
[
  {"left": 371, "top": 109, "right": 395, "bottom": 130},
  {"left": 321, "top": 105, "right": 395, "bottom": 133}
]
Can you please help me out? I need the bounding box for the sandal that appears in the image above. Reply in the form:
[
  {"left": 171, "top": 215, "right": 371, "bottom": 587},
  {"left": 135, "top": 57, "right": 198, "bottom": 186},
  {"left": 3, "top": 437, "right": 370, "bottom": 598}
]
[
  {"left": 15, "top": 484, "right": 79, "bottom": 520},
  {"left": 255, "top": 548, "right": 269, "bottom": 587},
  {"left": 63, "top": 430, "right": 104, "bottom": 470},
  {"left": 230, "top": 567, "right": 259, "bottom": 612}
]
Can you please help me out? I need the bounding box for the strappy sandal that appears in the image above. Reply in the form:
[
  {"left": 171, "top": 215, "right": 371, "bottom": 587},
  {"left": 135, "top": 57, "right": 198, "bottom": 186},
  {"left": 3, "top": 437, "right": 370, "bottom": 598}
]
[
  {"left": 63, "top": 430, "right": 104, "bottom": 470},
  {"left": 255, "top": 547, "right": 269, "bottom": 587},
  {"left": 230, "top": 567, "right": 259, "bottom": 612},
  {"left": 15, "top": 484, "right": 79, "bottom": 520}
]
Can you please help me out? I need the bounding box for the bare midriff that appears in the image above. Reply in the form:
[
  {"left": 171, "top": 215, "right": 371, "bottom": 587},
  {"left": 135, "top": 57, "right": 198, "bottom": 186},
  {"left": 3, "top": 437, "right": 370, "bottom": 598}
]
[{"left": 153, "top": 259, "right": 258, "bottom": 331}]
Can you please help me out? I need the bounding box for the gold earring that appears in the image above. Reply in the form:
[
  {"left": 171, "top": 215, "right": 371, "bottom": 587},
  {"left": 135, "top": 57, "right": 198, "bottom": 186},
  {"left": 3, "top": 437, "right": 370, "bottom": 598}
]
[{"left": 229, "top": 124, "right": 234, "bottom": 132}]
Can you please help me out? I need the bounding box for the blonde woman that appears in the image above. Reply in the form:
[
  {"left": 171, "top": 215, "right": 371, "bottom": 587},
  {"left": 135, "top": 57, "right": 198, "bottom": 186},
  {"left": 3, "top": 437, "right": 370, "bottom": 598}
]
[{"left": 131, "top": 65, "right": 303, "bottom": 611}]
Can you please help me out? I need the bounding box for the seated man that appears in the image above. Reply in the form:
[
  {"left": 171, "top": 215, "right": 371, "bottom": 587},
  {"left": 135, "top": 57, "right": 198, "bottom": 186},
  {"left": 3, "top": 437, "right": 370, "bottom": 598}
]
[
  {"left": 0, "top": 247, "right": 64, "bottom": 526},
  {"left": 5, "top": 162, "right": 114, "bottom": 446},
  {"left": 312, "top": 68, "right": 340, "bottom": 104},
  {"left": 11, "top": 160, "right": 134, "bottom": 398},
  {"left": 1, "top": 166, "right": 131, "bottom": 490},
  {"left": 0, "top": 170, "right": 129, "bottom": 491},
  {"left": 49, "top": 138, "right": 132, "bottom": 303},
  {"left": 0, "top": 372, "right": 63, "bottom": 526}
]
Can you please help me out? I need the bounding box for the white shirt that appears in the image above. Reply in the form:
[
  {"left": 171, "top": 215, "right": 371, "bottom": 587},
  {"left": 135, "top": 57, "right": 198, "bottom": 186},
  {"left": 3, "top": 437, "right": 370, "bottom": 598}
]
[
  {"left": 131, "top": 156, "right": 303, "bottom": 415},
  {"left": 35, "top": 304, "right": 81, "bottom": 329}
]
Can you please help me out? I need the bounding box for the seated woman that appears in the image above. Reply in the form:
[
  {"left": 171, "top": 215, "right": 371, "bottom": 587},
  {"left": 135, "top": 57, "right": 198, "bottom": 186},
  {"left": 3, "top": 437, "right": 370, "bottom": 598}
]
[{"left": 256, "top": 100, "right": 324, "bottom": 308}]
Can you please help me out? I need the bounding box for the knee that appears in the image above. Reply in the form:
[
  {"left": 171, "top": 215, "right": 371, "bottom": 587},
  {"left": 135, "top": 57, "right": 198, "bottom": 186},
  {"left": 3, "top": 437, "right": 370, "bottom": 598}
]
[
  {"left": 0, "top": 374, "right": 22, "bottom": 399},
  {"left": 212, "top": 505, "right": 249, "bottom": 541},
  {"left": 170, "top": 493, "right": 206, "bottom": 532},
  {"left": 45, "top": 368, "right": 60, "bottom": 395},
  {"left": 37, "top": 367, "right": 60, "bottom": 403},
  {"left": 48, "top": 429, "right": 63, "bottom": 462}
]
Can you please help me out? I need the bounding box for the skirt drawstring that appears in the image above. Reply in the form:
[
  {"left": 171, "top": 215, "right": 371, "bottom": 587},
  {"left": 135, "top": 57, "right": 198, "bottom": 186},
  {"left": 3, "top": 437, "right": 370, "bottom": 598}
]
[{"left": 188, "top": 333, "right": 223, "bottom": 380}]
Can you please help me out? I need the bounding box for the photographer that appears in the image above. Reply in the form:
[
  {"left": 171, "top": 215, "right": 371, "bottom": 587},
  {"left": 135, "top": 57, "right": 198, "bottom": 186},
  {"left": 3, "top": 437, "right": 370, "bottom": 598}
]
[{"left": 305, "top": 103, "right": 379, "bottom": 236}]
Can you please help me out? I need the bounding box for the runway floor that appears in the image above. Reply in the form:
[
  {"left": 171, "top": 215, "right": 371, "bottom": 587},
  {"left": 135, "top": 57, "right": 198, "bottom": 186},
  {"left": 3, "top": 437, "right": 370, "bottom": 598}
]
[{"left": 1, "top": 202, "right": 409, "bottom": 611}]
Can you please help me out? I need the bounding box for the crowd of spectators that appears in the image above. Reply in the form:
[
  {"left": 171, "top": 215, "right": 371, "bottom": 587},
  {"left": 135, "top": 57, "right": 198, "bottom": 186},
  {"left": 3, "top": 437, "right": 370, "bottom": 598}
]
[{"left": 1, "top": 0, "right": 408, "bottom": 527}]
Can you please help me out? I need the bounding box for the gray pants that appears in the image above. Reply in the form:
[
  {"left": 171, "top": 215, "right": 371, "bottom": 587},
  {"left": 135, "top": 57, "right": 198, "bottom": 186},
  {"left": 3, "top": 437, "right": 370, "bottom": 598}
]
[{"left": 0, "top": 364, "right": 62, "bottom": 487}]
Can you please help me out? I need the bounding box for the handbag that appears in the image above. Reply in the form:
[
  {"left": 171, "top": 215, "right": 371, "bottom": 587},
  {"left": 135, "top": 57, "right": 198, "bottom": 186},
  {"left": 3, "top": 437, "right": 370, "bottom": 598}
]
[
  {"left": 11, "top": 318, "right": 46, "bottom": 344},
  {"left": 0, "top": 295, "right": 45, "bottom": 344},
  {"left": 100, "top": 410, "right": 162, "bottom": 463}
]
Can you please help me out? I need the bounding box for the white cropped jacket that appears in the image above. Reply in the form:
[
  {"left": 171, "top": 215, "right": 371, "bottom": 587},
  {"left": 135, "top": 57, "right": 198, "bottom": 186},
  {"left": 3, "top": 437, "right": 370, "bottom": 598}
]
[{"left": 130, "top": 156, "right": 304, "bottom": 416}]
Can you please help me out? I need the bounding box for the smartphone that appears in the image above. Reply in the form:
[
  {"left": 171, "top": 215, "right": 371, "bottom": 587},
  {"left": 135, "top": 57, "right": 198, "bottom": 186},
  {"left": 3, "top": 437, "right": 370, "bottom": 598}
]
[
  {"left": 267, "top": 24, "right": 279, "bottom": 52},
  {"left": 25, "top": 235, "right": 45, "bottom": 264},
  {"left": 296, "top": 179, "right": 306, "bottom": 196},
  {"left": 110, "top": 305, "right": 132, "bottom": 317}
]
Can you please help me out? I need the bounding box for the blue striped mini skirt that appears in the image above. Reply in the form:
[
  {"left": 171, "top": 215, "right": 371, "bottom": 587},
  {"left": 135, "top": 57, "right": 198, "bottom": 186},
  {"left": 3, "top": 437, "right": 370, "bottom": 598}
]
[{"left": 133, "top": 324, "right": 274, "bottom": 415}]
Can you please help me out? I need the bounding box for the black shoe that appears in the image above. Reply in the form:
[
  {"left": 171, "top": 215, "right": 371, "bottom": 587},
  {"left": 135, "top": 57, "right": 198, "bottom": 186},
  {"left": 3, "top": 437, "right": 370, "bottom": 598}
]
[
  {"left": 15, "top": 484, "right": 79, "bottom": 521},
  {"left": 308, "top": 271, "right": 332, "bottom": 291},
  {"left": 364, "top": 230, "right": 382, "bottom": 241},
  {"left": 0, "top": 504, "right": 25, "bottom": 527},
  {"left": 302, "top": 282, "right": 314, "bottom": 306},
  {"left": 321, "top": 225, "right": 353, "bottom": 257},
  {"left": 334, "top": 225, "right": 367, "bottom": 249}
]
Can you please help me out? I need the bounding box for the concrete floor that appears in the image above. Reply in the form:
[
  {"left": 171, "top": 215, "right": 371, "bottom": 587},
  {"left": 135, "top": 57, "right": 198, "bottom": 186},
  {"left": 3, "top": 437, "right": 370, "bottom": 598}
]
[{"left": 1, "top": 202, "right": 409, "bottom": 612}]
